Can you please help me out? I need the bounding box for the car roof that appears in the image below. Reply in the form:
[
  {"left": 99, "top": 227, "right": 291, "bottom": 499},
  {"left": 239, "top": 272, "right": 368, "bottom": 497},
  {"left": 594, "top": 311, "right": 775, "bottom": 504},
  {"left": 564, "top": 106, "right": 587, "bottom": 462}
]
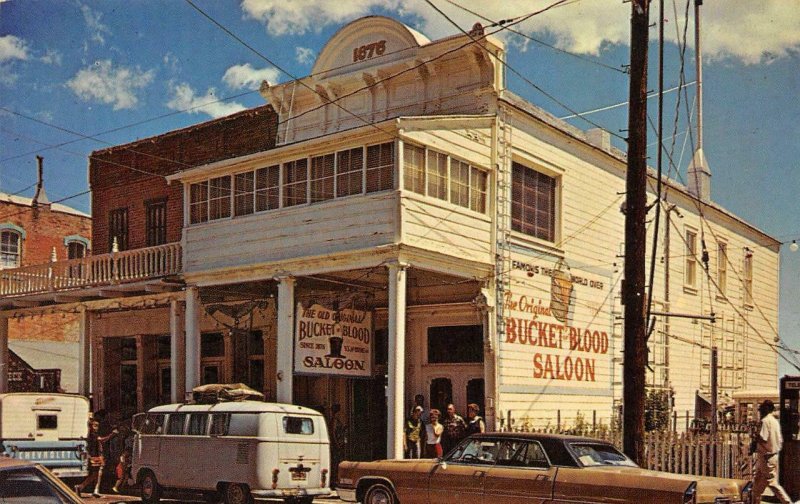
[{"left": 471, "top": 432, "right": 612, "bottom": 443}]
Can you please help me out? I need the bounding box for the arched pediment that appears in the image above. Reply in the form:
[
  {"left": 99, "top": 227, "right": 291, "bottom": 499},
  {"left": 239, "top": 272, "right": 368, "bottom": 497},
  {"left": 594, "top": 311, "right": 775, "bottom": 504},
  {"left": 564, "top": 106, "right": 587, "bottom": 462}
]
[{"left": 312, "top": 16, "right": 430, "bottom": 78}]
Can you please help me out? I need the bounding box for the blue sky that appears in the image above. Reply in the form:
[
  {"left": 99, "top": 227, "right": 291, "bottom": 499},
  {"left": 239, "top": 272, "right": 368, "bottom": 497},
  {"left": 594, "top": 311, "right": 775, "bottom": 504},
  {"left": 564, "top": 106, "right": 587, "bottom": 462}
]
[{"left": 1, "top": 0, "right": 798, "bottom": 377}]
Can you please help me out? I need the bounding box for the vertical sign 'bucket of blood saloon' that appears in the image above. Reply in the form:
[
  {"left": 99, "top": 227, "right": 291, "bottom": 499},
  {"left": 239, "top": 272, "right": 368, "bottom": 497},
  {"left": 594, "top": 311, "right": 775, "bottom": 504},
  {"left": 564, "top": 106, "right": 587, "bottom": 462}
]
[
  {"left": 500, "top": 255, "right": 613, "bottom": 394},
  {"left": 294, "top": 303, "right": 372, "bottom": 377}
]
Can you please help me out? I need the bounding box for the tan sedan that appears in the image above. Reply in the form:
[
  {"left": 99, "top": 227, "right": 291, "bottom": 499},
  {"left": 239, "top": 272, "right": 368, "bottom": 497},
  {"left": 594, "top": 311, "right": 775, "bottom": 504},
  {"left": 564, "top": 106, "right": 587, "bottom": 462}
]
[{"left": 337, "top": 432, "right": 752, "bottom": 504}]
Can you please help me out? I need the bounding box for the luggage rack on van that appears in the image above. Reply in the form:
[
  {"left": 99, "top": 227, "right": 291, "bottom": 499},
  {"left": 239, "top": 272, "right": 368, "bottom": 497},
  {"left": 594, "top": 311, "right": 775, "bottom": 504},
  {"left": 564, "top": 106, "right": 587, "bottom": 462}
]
[{"left": 191, "top": 383, "right": 265, "bottom": 404}]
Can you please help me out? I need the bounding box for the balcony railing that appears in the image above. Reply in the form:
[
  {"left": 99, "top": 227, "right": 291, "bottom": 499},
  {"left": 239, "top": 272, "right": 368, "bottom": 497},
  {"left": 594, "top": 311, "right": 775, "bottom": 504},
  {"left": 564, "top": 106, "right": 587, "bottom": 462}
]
[{"left": 0, "top": 243, "right": 182, "bottom": 297}]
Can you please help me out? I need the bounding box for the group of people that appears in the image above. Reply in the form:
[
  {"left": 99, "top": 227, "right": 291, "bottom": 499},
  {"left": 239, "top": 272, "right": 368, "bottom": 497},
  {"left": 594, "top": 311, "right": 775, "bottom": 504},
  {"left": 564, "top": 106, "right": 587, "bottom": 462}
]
[
  {"left": 403, "top": 395, "right": 485, "bottom": 459},
  {"left": 74, "top": 411, "right": 133, "bottom": 498}
]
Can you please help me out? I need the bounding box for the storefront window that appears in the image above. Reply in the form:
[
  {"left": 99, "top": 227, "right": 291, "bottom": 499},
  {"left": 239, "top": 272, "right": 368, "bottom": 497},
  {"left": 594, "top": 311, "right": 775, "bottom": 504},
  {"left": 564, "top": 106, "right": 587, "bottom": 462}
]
[{"left": 427, "top": 325, "right": 483, "bottom": 364}]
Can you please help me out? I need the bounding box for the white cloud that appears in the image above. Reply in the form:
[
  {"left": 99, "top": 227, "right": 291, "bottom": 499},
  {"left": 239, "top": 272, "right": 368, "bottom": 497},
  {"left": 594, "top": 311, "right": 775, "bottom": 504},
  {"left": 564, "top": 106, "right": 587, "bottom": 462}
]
[
  {"left": 222, "top": 63, "right": 281, "bottom": 90},
  {"left": 166, "top": 82, "right": 247, "bottom": 118},
  {"left": 0, "top": 65, "right": 19, "bottom": 86},
  {"left": 40, "top": 49, "right": 62, "bottom": 66},
  {"left": 66, "top": 60, "right": 154, "bottom": 110},
  {"left": 0, "top": 35, "right": 30, "bottom": 63},
  {"left": 80, "top": 2, "right": 111, "bottom": 45},
  {"left": 295, "top": 46, "right": 315, "bottom": 66},
  {"left": 240, "top": 0, "right": 800, "bottom": 65}
]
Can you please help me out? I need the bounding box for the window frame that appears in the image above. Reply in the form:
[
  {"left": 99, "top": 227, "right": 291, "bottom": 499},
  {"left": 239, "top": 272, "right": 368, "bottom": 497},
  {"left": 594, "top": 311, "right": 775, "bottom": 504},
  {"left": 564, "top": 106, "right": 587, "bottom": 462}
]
[
  {"left": 0, "top": 228, "right": 23, "bottom": 269},
  {"left": 108, "top": 207, "right": 129, "bottom": 252},
  {"left": 743, "top": 250, "right": 754, "bottom": 307},
  {"left": 716, "top": 240, "right": 728, "bottom": 297},
  {"left": 684, "top": 227, "right": 698, "bottom": 291},
  {"left": 510, "top": 161, "right": 559, "bottom": 243},
  {"left": 145, "top": 198, "right": 168, "bottom": 246}
]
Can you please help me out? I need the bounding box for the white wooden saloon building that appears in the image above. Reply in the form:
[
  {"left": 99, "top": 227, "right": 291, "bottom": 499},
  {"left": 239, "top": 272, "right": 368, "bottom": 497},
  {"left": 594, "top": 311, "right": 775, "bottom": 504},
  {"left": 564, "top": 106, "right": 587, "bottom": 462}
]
[
  {"left": 0, "top": 15, "right": 781, "bottom": 461},
  {"left": 165, "top": 16, "right": 781, "bottom": 457}
]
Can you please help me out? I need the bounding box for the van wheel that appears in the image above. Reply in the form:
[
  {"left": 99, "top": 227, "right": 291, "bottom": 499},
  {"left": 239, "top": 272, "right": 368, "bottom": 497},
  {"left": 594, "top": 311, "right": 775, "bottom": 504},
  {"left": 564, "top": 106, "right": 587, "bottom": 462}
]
[
  {"left": 364, "top": 483, "right": 396, "bottom": 504},
  {"left": 139, "top": 470, "right": 162, "bottom": 504},
  {"left": 223, "top": 483, "right": 252, "bottom": 504}
]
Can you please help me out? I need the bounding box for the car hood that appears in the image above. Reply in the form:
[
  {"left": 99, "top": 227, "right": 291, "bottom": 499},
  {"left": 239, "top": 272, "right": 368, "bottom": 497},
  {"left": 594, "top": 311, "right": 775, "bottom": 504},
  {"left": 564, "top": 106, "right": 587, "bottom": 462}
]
[{"left": 588, "top": 466, "right": 747, "bottom": 501}]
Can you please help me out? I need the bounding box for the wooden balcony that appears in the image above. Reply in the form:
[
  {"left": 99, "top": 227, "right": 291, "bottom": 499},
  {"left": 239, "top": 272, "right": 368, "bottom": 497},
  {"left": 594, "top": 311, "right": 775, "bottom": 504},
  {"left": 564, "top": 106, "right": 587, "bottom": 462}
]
[{"left": 0, "top": 243, "right": 183, "bottom": 303}]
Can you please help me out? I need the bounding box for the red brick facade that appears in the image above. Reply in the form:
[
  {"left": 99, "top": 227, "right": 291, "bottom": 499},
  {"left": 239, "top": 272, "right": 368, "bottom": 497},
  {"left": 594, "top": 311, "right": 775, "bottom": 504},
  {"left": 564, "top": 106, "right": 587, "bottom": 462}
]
[{"left": 89, "top": 105, "right": 279, "bottom": 252}]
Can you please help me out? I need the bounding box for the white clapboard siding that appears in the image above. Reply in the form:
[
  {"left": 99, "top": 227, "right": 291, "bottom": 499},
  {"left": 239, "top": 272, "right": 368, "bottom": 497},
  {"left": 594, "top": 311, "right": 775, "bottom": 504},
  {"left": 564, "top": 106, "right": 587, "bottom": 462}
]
[
  {"left": 402, "top": 195, "right": 492, "bottom": 263},
  {"left": 185, "top": 193, "right": 398, "bottom": 273}
]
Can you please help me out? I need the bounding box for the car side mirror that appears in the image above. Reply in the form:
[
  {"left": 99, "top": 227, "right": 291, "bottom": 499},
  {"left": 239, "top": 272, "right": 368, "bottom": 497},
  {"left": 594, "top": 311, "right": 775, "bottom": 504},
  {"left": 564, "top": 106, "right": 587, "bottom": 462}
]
[{"left": 439, "top": 461, "right": 447, "bottom": 470}]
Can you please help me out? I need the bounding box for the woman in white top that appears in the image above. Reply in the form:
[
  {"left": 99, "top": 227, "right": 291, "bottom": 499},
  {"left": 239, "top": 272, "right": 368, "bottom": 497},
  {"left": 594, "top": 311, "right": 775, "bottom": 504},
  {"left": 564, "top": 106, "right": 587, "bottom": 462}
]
[{"left": 424, "top": 408, "right": 444, "bottom": 458}]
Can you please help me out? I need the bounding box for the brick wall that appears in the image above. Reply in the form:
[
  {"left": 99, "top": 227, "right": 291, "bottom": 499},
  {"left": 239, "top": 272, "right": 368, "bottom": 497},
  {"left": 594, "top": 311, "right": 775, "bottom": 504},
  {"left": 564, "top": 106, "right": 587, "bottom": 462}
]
[
  {"left": 89, "top": 105, "right": 278, "bottom": 252},
  {"left": 0, "top": 202, "right": 92, "bottom": 265}
]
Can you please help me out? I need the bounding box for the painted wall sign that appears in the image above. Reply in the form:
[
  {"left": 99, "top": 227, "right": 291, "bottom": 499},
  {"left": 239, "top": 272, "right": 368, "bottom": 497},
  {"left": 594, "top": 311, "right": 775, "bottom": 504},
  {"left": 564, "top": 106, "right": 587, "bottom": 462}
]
[
  {"left": 294, "top": 303, "right": 373, "bottom": 377},
  {"left": 500, "top": 256, "right": 613, "bottom": 390}
]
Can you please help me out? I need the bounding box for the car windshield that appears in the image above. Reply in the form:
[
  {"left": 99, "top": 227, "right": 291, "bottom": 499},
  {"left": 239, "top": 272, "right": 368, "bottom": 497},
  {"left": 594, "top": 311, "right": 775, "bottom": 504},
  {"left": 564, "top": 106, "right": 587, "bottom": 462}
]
[
  {"left": 446, "top": 438, "right": 499, "bottom": 464},
  {"left": 0, "top": 467, "right": 73, "bottom": 503},
  {"left": 569, "top": 443, "right": 638, "bottom": 467}
]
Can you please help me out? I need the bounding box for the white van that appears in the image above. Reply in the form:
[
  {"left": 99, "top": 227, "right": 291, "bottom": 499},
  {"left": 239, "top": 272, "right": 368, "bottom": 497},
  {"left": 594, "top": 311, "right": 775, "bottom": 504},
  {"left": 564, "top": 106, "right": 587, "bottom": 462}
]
[
  {"left": 0, "top": 393, "right": 89, "bottom": 479},
  {"left": 131, "top": 401, "right": 331, "bottom": 504}
]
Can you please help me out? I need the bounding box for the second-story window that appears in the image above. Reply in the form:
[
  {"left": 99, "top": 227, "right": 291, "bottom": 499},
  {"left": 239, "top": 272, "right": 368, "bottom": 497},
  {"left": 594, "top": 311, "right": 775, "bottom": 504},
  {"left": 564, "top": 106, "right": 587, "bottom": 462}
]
[
  {"left": 743, "top": 250, "right": 753, "bottom": 306},
  {"left": 234, "top": 172, "right": 255, "bottom": 216},
  {"left": 284, "top": 158, "right": 308, "bottom": 207},
  {"left": 109, "top": 208, "right": 128, "bottom": 251},
  {"left": 190, "top": 181, "right": 209, "bottom": 224},
  {"left": 511, "top": 162, "right": 556, "bottom": 242},
  {"left": 366, "top": 142, "right": 394, "bottom": 192},
  {"left": 0, "top": 230, "right": 21, "bottom": 268},
  {"left": 717, "top": 241, "right": 727, "bottom": 295},
  {"left": 310, "top": 153, "right": 335, "bottom": 203},
  {"left": 426, "top": 150, "right": 448, "bottom": 201},
  {"left": 146, "top": 200, "right": 167, "bottom": 246},
  {"left": 208, "top": 176, "right": 231, "bottom": 220},
  {"left": 256, "top": 165, "right": 280, "bottom": 211},
  {"left": 67, "top": 241, "right": 86, "bottom": 259},
  {"left": 403, "top": 144, "right": 425, "bottom": 194},
  {"left": 684, "top": 228, "right": 697, "bottom": 289},
  {"left": 336, "top": 147, "right": 364, "bottom": 198}
]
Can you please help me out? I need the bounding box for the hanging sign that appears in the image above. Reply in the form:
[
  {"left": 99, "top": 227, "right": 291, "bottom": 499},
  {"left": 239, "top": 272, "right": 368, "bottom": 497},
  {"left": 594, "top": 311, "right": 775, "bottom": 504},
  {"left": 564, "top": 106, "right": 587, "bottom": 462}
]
[
  {"left": 500, "top": 255, "right": 613, "bottom": 390},
  {"left": 294, "top": 303, "right": 373, "bottom": 377}
]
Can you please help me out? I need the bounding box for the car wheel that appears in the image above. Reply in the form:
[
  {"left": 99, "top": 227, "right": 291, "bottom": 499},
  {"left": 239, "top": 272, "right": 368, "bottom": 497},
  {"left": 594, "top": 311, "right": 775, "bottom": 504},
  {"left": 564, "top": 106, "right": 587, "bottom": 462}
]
[
  {"left": 139, "top": 470, "right": 162, "bottom": 504},
  {"left": 364, "top": 483, "right": 396, "bottom": 504},
  {"left": 224, "top": 483, "right": 253, "bottom": 504}
]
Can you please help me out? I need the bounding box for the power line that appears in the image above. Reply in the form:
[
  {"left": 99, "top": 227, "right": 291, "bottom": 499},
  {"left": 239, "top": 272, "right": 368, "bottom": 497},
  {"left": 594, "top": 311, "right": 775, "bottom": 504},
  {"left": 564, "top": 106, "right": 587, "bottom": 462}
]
[
  {"left": 442, "top": 0, "right": 628, "bottom": 74},
  {"left": 424, "top": 0, "right": 625, "bottom": 141}
]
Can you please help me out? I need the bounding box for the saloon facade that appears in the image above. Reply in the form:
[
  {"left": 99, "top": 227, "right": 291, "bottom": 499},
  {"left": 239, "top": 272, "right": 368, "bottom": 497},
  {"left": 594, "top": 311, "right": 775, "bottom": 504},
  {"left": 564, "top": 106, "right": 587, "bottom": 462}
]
[{"left": 0, "top": 17, "right": 781, "bottom": 459}]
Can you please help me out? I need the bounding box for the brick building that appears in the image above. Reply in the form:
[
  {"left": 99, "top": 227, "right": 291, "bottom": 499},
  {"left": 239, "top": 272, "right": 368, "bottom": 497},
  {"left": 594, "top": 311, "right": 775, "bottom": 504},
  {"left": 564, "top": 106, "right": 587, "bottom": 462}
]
[{"left": 1, "top": 181, "right": 91, "bottom": 392}]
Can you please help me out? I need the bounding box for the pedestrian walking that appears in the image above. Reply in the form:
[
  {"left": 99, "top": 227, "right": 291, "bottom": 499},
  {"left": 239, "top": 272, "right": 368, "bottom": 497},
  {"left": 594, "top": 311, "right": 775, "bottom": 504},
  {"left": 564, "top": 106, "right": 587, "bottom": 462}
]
[
  {"left": 465, "top": 403, "right": 485, "bottom": 436},
  {"left": 441, "top": 403, "right": 466, "bottom": 455},
  {"left": 404, "top": 406, "right": 423, "bottom": 459},
  {"left": 424, "top": 409, "right": 444, "bottom": 458},
  {"left": 74, "top": 420, "right": 116, "bottom": 498},
  {"left": 752, "top": 400, "right": 795, "bottom": 504}
]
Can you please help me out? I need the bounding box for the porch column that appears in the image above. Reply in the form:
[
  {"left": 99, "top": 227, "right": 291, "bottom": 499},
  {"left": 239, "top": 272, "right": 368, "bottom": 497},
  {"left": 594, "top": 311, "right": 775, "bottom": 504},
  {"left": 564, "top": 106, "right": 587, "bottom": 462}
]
[
  {"left": 185, "top": 286, "right": 201, "bottom": 400},
  {"left": 78, "top": 308, "right": 91, "bottom": 397},
  {"left": 387, "top": 262, "right": 407, "bottom": 459},
  {"left": 276, "top": 276, "right": 295, "bottom": 404},
  {"left": 170, "top": 299, "right": 186, "bottom": 403},
  {"left": 0, "top": 315, "right": 8, "bottom": 393}
]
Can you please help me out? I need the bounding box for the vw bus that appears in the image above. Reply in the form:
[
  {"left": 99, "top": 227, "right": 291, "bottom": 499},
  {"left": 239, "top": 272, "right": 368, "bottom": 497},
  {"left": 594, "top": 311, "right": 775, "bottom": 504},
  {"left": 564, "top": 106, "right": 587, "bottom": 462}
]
[
  {"left": 0, "top": 393, "right": 89, "bottom": 479},
  {"left": 131, "top": 401, "right": 331, "bottom": 504}
]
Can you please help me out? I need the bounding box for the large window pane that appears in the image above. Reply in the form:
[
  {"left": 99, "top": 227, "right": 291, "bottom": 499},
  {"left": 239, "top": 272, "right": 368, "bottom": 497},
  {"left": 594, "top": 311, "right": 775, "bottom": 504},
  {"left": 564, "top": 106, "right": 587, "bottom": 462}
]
[
  {"left": 470, "top": 167, "right": 487, "bottom": 213},
  {"left": 427, "top": 325, "right": 483, "bottom": 363},
  {"left": 0, "top": 231, "right": 21, "bottom": 268},
  {"left": 310, "top": 153, "right": 335, "bottom": 203},
  {"left": 283, "top": 159, "right": 308, "bottom": 207},
  {"left": 234, "top": 172, "right": 255, "bottom": 216},
  {"left": 403, "top": 144, "right": 425, "bottom": 194},
  {"left": 336, "top": 147, "right": 364, "bottom": 197},
  {"left": 366, "top": 142, "right": 394, "bottom": 193},
  {"left": 256, "top": 165, "right": 280, "bottom": 211},
  {"left": 426, "top": 150, "right": 447, "bottom": 201},
  {"left": 208, "top": 176, "right": 231, "bottom": 220},
  {"left": 511, "top": 162, "right": 556, "bottom": 242},
  {"left": 450, "top": 159, "right": 470, "bottom": 208},
  {"left": 190, "top": 181, "right": 209, "bottom": 224}
]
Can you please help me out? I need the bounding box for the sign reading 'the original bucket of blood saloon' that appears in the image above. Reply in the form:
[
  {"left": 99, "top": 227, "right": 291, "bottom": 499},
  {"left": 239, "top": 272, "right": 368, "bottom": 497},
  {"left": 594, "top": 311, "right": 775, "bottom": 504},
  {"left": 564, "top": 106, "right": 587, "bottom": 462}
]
[
  {"left": 294, "top": 303, "right": 373, "bottom": 377},
  {"left": 500, "top": 255, "right": 613, "bottom": 391}
]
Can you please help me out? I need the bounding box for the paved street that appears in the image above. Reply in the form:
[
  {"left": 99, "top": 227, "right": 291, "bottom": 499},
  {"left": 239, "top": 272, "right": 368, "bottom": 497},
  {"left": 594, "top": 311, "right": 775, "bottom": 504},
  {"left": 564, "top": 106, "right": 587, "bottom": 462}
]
[{"left": 77, "top": 492, "right": 345, "bottom": 503}]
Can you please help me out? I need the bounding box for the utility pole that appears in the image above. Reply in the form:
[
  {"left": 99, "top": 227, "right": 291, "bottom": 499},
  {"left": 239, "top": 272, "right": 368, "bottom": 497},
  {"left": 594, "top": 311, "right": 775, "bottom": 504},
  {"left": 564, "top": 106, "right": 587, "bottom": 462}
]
[{"left": 623, "top": 0, "right": 650, "bottom": 466}]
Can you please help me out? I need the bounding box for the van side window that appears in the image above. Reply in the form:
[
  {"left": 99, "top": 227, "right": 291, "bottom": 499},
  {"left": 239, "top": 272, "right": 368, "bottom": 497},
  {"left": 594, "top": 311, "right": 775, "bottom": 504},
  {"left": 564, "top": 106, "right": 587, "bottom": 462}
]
[
  {"left": 210, "top": 414, "right": 230, "bottom": 436},
  {"left": 227, "top": 414, "right": 259, "bottom": 436},
  {"left": 37, "top": 415, "right": 57, "bottom": 430},
  {"left": 283, "top": 416, "right": 314, "bottom": 435},
  {"left": 166, "top": 413, "right": 187, "bottom": 435},
  {"left": 187, "top": 414, "right": 208, "bottom": 435},
  {"left": 141, "top": 413, "right": 166, "bottom": 434}
]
